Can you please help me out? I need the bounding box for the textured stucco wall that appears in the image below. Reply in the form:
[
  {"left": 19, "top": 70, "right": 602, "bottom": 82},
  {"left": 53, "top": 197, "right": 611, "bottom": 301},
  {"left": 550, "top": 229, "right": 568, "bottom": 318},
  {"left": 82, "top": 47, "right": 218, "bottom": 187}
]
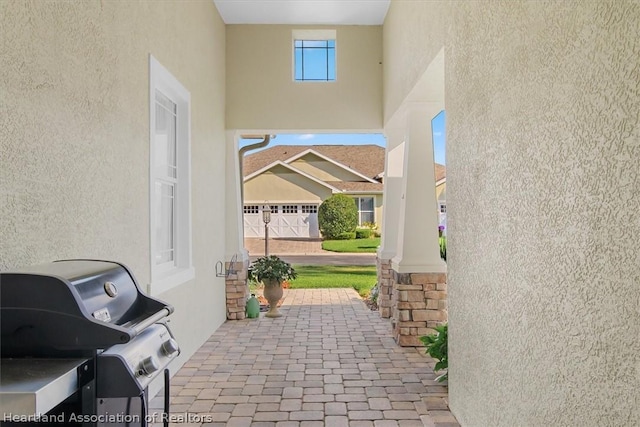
[
  {"left": 0, "top": 0, "right": 227, "bottom": 374},
  {"left": 226, "top": 25, "right": 382, "bottom": 131},
  {"left": 384, "top": 0, "right": 640, "bottom": 425},
  {"left": 382, "top": 0, "right": 445, "bottom": 124}
]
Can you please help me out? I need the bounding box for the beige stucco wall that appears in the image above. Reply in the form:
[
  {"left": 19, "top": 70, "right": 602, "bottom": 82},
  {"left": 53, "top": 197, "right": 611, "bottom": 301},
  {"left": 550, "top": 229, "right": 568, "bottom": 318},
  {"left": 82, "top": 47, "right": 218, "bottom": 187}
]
[
  {"left": 436, "top": 182, "right": 446, "bottom": 201},
  {"left": 244, "top": 167, "right": 332, "bottom": 203},
  {"left": 386, "top": 1, "right": 640, "bottom": 425},
  {"left": 0, "top": 0, "right": 227, "bottom": 377},
  {"left": 449, "top": 3, "right": 640, "bottom": 424},
  {"left": 290, "top": 155, "right": 366, "bottom": 182},
  {"left": 226, "top": 25, "right": 382, "bottom": 131},
  {"left": 382, "top": 0, "right": 445, "bottom": 125},
  {"left": 374, "top": 195, "right": 383, "bottom": 229}
]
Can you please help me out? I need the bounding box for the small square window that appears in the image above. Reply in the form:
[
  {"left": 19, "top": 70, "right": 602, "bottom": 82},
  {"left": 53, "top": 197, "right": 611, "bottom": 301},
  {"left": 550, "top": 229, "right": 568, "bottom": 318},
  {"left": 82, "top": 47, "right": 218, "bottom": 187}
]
[
  {"left": 282, "top": 205, "right": 298, "bottom": 214},
  {"left": 294, "top": 39, "right": 335, "bottom": 81},
  {"left": 244, "top": 205, "right": 259, "bottom": 214}
]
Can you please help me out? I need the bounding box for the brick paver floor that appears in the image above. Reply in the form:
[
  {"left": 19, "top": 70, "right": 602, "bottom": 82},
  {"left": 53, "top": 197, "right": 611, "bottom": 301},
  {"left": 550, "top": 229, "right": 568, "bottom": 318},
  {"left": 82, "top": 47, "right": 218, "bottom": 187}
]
[{"left": 152, "top": 289, "right": 459, "bottom": 427}]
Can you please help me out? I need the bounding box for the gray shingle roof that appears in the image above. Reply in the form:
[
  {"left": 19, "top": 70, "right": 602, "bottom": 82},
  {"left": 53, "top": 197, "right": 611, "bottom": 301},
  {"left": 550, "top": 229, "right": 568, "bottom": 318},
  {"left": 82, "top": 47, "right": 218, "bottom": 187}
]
[{"left": 243, "top": 144, "right": 386, "bottom": 179}]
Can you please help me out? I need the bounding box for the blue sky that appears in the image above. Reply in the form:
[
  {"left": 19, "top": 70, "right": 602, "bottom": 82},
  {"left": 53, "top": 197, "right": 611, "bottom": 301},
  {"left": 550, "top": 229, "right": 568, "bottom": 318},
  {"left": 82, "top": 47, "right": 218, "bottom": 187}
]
[{"left": 239, "top": 111, "right": 446, "bottom": 165}]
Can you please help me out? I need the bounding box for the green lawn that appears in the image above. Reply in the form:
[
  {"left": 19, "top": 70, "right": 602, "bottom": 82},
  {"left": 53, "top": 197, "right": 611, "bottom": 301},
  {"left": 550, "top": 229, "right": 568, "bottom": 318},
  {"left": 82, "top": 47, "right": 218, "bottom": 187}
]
[
  {"left": 322, "top": 238, "right": 381, "bottom": 253},
  {"left": 288, "top": 265, "right": 377, "bottom": 297}
]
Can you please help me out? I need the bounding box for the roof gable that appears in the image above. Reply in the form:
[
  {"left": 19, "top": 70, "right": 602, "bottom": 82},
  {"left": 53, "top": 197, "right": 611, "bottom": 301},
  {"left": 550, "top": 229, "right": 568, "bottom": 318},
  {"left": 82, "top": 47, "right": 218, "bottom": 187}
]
[
  {"left": 285, "top": 149, "right": 378, "bottom": 183},
  {"left": 244, "top": 160, "right": 340, "bottom": 192},
  {"left": 243, "top": 144, "right": 385, "bottom": 180}
]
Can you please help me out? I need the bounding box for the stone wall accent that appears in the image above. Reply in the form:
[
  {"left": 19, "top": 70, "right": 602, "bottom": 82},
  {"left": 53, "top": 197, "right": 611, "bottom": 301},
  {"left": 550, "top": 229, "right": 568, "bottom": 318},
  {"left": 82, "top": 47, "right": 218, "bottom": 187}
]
[
  {"left": 225, "top": 259, "right": 249, "bottom": 320},
  {"left": 391, "top": 270, "right": 447, "bottom": 346},
  {"left": 376, "top": 257, "right": 393, "bottom": 318}
]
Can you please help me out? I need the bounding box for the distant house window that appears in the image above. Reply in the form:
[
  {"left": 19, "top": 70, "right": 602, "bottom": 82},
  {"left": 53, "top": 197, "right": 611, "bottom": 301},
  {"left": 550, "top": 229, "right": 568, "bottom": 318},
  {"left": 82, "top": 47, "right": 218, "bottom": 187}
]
[
  {"left": 439, "top": 203, "right": 446, "bottom": 213},
  {"left": 354, "top": 197, "right": 375, "bottom": 225},
  {"left": 302, "top": 205, "right": 318, "bottom": 214},
  {"left": 282, "top": 205, "right": 298, "bottom": 214},
  {"left": 293, "top": 29, "right": 336, "bottom": 82},
  {"left": 270, "top": 205, "right": 279, "bottom": 214},
  {"left": 149, "top": 55, "right": 194, "bottom": 295},
  {"left": 244, "top": 205, "right": 259, "bottom": 214}
]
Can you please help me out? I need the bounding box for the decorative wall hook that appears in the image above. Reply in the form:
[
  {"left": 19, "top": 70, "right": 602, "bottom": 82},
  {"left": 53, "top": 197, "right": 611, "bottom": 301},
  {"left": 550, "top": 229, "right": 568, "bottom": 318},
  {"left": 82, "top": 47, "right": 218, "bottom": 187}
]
[{"left": 216, "top": 254, "right": 238, "bottom": 278}]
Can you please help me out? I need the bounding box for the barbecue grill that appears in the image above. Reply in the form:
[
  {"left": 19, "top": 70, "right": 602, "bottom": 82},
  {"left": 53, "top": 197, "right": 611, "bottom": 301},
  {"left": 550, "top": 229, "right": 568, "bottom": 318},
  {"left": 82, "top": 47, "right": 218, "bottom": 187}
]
[{"left": 0, "top": 259, "right": 180, "bottom": 426}]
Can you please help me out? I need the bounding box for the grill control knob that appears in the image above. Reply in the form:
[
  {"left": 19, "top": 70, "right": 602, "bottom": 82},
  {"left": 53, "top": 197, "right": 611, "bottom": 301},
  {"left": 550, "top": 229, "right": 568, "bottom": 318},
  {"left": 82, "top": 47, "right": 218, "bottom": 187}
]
[
  {"left": 162, "top": 338, "right": 180, "bottom": 356},
  {"left": 139, "top": 356, "right": 160, "bottom": 376}
]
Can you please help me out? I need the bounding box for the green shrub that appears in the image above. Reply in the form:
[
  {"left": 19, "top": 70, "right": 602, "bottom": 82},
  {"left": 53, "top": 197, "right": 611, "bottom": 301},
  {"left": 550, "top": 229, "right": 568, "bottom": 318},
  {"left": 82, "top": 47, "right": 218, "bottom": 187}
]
[
  {"left": 439, "top": 236, "right": 447, "bottom": 261},
  {"left": 318, "top": 194, "right": 358, "bottom": 240},
  {"left": 334, "top": 231, "right": 356, "bottom": 240},
  {"left": 420, "top": 323, "right": 448, "bottom": 382},
  {"left": 355, "top": 228, "right": 373, "bottom": 239}
]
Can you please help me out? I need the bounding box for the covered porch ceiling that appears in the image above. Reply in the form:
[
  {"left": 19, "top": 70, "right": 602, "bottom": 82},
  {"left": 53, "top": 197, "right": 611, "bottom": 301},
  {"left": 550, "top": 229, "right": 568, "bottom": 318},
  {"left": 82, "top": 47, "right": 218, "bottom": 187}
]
[{"left": 213, "top": 0, "right": 391, "bottom": 25}]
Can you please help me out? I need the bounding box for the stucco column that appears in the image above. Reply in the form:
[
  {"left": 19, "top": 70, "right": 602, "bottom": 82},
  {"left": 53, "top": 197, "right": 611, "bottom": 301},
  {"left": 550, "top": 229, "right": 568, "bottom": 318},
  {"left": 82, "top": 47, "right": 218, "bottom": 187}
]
[
  {"left": 392, "top": 103, "right": 446, "bottom": 274},
  {"left": 389, "top": 103, "right": 447, "bottom": 346},
  {"left": 225, "top": 130, "right": 249, "bottom": 262},
  {"left": 224, "top": 130, "right": 249, "bottom": 320},
  {"left": 377, "top": 127, "right": 405, "bottom": 318},
  {"left": 378, "top": 127, "right": 405, "bottom": 260}
]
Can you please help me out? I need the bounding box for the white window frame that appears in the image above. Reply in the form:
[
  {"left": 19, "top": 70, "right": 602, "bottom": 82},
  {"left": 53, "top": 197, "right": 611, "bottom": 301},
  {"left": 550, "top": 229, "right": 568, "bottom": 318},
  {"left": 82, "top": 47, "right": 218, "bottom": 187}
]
[
  {"left": 149, "top": 55, "right": 194, "bottom": 295},
  {"left": 354, "top": 196, "right": 375, "bottom": 226},
  {"left": 292, "top": 29, "right": 337, "bottom": 82}
]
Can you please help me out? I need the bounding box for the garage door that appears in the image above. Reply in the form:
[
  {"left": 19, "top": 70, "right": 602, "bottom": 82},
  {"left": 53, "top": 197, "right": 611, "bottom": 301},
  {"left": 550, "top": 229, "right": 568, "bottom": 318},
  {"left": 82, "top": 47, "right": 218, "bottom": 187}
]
[{"left": 244, "top": 204, "right": 319, "bottom": 238}]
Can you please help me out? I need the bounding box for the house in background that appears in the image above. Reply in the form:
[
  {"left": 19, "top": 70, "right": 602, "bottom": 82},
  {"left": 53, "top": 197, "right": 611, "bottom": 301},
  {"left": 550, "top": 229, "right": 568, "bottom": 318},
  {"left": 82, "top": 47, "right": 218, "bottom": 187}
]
[
  {"left": 435, "top": 164, "right": 447, "bottom": 230},
  {"left": 242, "top": 144, "right": 385, "bottom": 238}
]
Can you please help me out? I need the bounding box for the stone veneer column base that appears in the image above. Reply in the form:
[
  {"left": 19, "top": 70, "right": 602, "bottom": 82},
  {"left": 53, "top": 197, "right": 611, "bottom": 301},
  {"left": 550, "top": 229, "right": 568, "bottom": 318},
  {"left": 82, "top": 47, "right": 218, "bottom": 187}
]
[
  {"left": 391, "top": 270, "right": 447, "bottom": 346},
  {"left": 376, "top": 257, "right": 393, "bottom": 318},
  {"left": 225, "top": 258, "right": 249, "bottom": 320}
]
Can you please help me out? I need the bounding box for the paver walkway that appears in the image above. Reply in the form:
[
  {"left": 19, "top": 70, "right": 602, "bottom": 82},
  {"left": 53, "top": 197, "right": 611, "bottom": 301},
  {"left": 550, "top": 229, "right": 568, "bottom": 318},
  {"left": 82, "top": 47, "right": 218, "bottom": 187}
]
[{"left": 156, "top": 289, "right": 459, "bottom": 427}]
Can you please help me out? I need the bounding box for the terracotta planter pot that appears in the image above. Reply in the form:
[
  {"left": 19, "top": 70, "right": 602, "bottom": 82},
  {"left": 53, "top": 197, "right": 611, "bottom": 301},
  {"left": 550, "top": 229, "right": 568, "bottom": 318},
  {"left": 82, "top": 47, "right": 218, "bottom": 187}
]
[{"left": 263, "top": 279, "right": 283, "bottom": 318}]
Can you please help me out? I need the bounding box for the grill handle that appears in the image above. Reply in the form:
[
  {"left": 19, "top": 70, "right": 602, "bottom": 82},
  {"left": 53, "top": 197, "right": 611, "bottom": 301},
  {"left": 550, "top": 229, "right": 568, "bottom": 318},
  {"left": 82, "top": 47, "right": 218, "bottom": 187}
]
[{"left": 131, "top": 308, "right": 171, "bottom": 336}]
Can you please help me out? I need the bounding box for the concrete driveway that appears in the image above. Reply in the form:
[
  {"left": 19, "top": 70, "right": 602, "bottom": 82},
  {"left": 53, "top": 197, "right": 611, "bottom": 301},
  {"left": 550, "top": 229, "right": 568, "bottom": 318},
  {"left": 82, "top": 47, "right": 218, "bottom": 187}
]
[{"left": 245, "top": 238, "right": 376, "bottom": 266}]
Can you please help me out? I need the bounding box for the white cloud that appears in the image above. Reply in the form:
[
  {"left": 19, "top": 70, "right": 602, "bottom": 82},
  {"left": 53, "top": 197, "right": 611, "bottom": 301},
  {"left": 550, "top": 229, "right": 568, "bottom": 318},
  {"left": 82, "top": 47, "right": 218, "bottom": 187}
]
[
  {"left": 433, "top": 132, "right": 443, "bottom": 136},
  {"left": 298, "top": 134, "right": 315, "bottom": 140}
]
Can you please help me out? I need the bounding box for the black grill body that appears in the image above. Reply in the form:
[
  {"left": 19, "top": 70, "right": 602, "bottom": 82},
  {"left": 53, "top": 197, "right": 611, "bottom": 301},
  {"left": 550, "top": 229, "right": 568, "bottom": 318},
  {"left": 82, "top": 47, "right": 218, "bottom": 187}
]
[{"left": 0, "top": 260, "right": 180, "bottom": 427}]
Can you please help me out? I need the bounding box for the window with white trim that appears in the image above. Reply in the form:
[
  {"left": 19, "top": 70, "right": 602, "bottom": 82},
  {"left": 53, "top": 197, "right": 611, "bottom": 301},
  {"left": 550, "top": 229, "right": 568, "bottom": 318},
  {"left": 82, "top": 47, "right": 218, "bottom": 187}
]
[
  {"left": 149, "top": 56, "right": 194, "bottom": 295},
  {"left": 244, "top": 205, "right": 259, "bottom": 214},
  {"left": 439, "top": 202, "right": 447, "bottom": 213},
  {"left": 282, "top": 205, "right": 298, "bottom": 214},
  {"left": 354, "top": 197, "right": 375, "bottom": 225}
]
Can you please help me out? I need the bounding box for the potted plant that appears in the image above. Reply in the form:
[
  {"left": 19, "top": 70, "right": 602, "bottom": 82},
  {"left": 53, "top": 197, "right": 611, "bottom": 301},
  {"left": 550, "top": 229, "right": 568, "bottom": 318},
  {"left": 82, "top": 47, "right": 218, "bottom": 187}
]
[{"left": 248, "top": 255, "right": 297, "bottom": 318}]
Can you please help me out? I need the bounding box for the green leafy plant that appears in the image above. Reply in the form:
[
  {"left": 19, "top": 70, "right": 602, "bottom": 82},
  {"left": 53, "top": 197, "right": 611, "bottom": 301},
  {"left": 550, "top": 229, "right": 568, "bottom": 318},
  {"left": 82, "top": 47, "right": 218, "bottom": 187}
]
[
  {"left": 420, "top": 323, "right": 448, "bottom": 382},
  {"left": 369, "top": 283, "right": 379, "bottom": 304},
  {"left": 355, "top": 228, "right": 373, "bottom": 239},
  {"left": 334, "top": 231, "right": 357, "bottom": 240},
  {"left": 318, "top": 194, "right": 358, "bottom": 240},
  {"left": 438, "top": 226, "right": 446, "bottom": 261},
  {"left": 248, "top": 255, "right": 297, "bottom": 283}
]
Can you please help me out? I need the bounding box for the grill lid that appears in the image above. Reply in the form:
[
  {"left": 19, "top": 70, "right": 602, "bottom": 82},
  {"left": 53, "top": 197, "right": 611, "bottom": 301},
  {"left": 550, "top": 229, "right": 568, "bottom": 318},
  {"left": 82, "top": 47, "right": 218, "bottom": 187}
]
[{"left": 0, "top": 260, "right": 173, "bottom": 357}]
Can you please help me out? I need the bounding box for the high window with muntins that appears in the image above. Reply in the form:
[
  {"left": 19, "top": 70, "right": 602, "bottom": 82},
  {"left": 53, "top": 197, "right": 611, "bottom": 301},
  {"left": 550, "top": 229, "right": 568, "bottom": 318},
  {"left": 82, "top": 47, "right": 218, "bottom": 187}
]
[{"left": 293, "top": 29, "right": 336, "bottom": 82}]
